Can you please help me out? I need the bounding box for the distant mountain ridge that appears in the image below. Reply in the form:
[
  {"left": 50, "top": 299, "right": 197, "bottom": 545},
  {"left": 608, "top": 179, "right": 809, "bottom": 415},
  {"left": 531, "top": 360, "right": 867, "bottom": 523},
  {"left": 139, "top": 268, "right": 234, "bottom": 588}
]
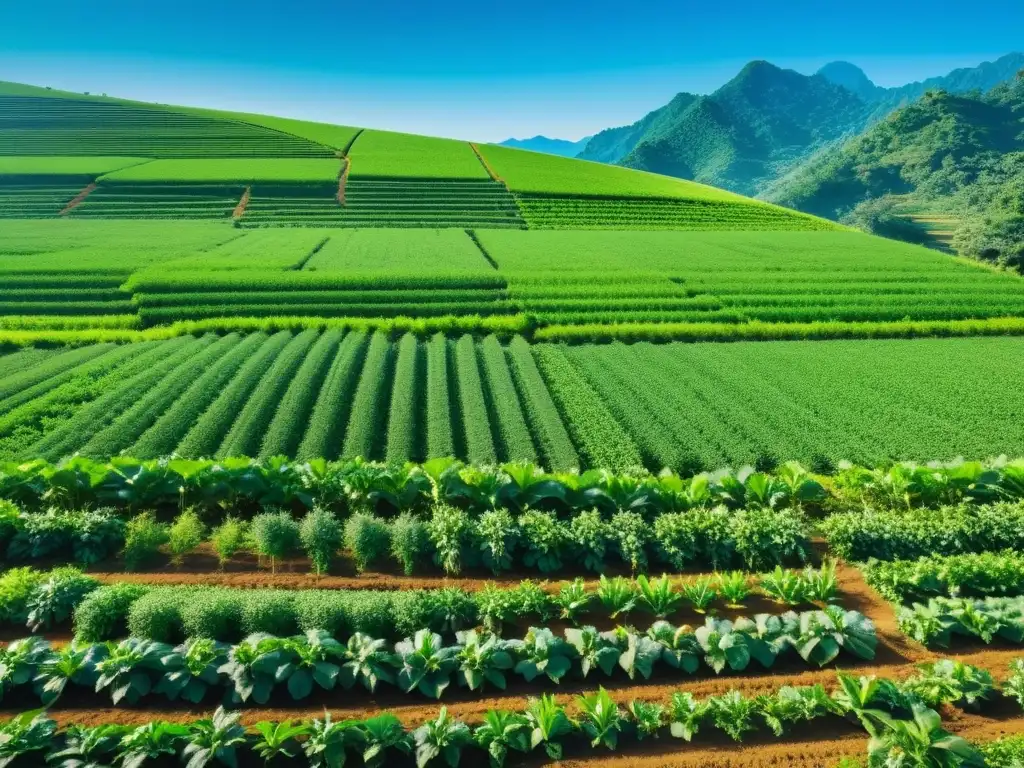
[
  {"left": 497, "top": 135, "right": 591, "bottom": 157},
  {"left": 575, "top": 52, "right": 1024, "bottom": 196}
]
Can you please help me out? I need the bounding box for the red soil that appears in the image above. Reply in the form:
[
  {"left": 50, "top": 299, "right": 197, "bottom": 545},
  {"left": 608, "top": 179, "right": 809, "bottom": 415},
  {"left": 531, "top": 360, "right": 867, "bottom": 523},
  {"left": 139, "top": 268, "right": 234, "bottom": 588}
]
[
  {"left": 59, "top": 182, "right": 96, "bottom": 215},
  {"left": 231, "top": 186, "right": 251, "bottom": 219}
]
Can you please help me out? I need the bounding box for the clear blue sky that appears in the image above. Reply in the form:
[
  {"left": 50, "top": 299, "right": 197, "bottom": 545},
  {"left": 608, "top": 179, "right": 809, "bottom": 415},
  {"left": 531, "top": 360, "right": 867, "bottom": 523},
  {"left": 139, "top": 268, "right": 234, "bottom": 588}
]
[{"left": 2, "top": 0, "right": 1021, "bottom": 142}]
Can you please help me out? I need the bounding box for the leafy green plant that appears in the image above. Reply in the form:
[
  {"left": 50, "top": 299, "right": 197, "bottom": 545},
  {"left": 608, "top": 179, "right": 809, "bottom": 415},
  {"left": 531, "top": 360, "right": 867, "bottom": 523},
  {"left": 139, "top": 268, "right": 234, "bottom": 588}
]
[
  {"left": 611, "top": 510, "right": 651, "bottom": 571},
  {"left": 668, "top": 691, "right": 708, "bottom": 741},
  {"left": 760, "top": 566, "right": 807, "bottom": 605},
  {"left": 0, "top": 637, "right": 50, "bottom": 704},
  {"left": 167, "top": 508, "right": 206, "bottom": 567},
  {"left": 121, "top": 512, "right": 169, "bottom": 572},
  {"left": 708, "top": 690, "right": 758, "bottom": 741},
  {"left": 474, "top": 583, "right": 516, "bottom": 634},
  {"left": 564, "top": 626, "right": 620, "bottom": 678},
  {"left": 518, "top": 510, "right": 566, "bottom": 573},
  {"left": 803, "top": 559, "right": 840, "bottom": 602},
  {"left": 577, "top": 687, "right": 623, "bottom": 750},
  {"left": 628, "top": 699, "right": 664, "bottom": 740},
  {"left": 695, "top": 617, "right": 752, "bottom": 673},
  {"left": 219, "top": 633, "right": 286, "bottom": 705},
  {"left": 427, "top": 504, "right": 472, "bottom": 576},
  {"left": 867, "top": 704, "right": 985, "bottom": 768},
  {"left": 833, "top": 673, "right": 913, "bottom": 735},
  {"left": 338, "top": 632, "right": 395, "bottom": 693},
  {"left": 568, "top": 510, "right": 612, "bottom": 572},
  {"left": 647, "top": 621, "right": 701, "bottom": 673},
  {"left": 183, "top": 707, "right": 247, "bottom": 768},
  {"left": 301, "top": 507, "right": 342, "bottom": 577},
  {"left": 473, "top": 710, "right": 530, "bottom": 768},
  {"left": 716, "top": 571, "right": 752, "bottom": 607},
  {"left": 636, "top": 574, "right": 683, "bottom": 618},
  {"left": 252, "top": 719, "right": 311, "bottom": 763},
  {"left": 154, "top": 637, "right": 227, "bottom": 704},
  {"left": 92, "top": 638, "right": 169, "bottom": 705},
  {"left": 278, "top": 630, "right": 344, "bottom": 700},
  {"left": 32, "top": 641, "right": 96, "bottom": 706},
  {"left": 210, "top": 516, "right": 246, "bottom": 568},
  {"left": 597, "top": 575, "right": 637, "bottom": 619},
  {"left": 115, "top": 721, "right": 190, "bottom": 768},
  {"left": 395, "top": 629, "right": 458, "bottom": 699},
  {"left": 509, "top": 580, "right": 552, "bottom": 623},
  {"left": 757, "top": 685, "right": 836, "bottom": 736},
  {"left": 303, "top": 713, "right": 364, "bottom": 768},
  {"left": 476, "top": 509, "right": 518, "bottom": 574},
  {"left": 512, "top": 627, "right": 575, "bottom": 683},
  {"left": 681, "top": 575, "right": 717, "bottom": 613},
  {"left": 524, "top": 693, "right": 574, "bottom": 760},
  {"left": 552, "top": 577, "right": 591, "bottom": 623},
  {"left": 614, "top": 628, "right": 662, "bottom": 680},
  {"left": 1005, "top": 659, "right": 1024, "bottom": 708},
  {"left": 0, "top": 567, "right": 43, "bottom": 627},
  {"left": 389, "top": 512, "right": 430, "bottom": 576},
  {"left": 359, "top": 713, "right": 412, "bottom": 768},
  {"left": 899, "top": 660, "right": 995, "bottom": 710},
  {"left": 47, "top": 723, "right": 127, "bottom": 768},
  {"left": 455, "top": 630, "right": 514, "bottom": 692},
  {"left": 250, "top": 510, "right": 300, "bottom": 574},
  {"left": 0, "top": 709, "right": 57, "bottom": 767},
  {"left": 25, "top": 567, "right": 96, "bottom": 632},
  {"left": 413, "top": 706, "right": 471, "bottom": 768}
]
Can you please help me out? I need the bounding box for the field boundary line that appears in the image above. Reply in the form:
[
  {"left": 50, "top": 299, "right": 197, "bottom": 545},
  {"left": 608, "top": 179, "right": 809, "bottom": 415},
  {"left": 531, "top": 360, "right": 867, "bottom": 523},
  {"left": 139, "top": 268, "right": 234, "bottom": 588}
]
[
  {"left": 337, "top": 158, "right": 351, "bottom": 206},
  {"left": 469, "top": 142, "right": 503, "bottom": 182},
  {"left": 341, "top": 128, "right": 364, "bottom": 157},
  {"left": 231, "top": 186, "right": 252, "bottom": 220},
  {"left": 59, "top": 182, "right": 97, "bottom": 215},
  {"left": 293, "top": 236, "right": 331, "bottom": 271},
  {"left": 464, "top": 229, "right": 501, "bottom": 272}
]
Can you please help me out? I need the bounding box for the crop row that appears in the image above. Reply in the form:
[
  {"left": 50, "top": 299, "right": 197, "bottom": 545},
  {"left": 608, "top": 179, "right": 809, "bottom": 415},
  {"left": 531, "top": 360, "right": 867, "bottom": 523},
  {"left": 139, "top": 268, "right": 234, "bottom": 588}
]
[
  {"left": 898, "top": 596, "right": 1024, "bottom": 648},
  {"left": 2, "top": 454, "right": 1023, "bottom": 517},
  {"left": 0, "top": 661, "right": 1008, "bottom": 767},
  {"left": 0, "top": 608, "right": 878, "bottom": 708},
  {"left": 861, "top": 551, "right": 1024, "bottom": 603}
]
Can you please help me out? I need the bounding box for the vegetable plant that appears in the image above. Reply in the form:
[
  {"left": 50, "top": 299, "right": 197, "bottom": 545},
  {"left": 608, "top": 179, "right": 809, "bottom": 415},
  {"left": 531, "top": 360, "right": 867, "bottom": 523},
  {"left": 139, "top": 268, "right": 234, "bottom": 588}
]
[{"left": 577, "top": 687, "right": 623, "bottom": 750}]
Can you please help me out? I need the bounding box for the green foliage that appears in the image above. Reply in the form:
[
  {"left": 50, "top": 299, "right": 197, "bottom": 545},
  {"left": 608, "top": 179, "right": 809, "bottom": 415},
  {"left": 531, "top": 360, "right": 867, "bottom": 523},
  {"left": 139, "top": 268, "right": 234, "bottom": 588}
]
[
  {"left": 250, "top": 510, "right": 300, "bottom": 573},
  {"left": 167, "top": 508, "right": 206, "bottom": 567},
  {"left": 427, "top": 503, "right": 473, "bottom": 576},
  {"left": 121, "top": 512, "right": 169, "bottom": 572},
  {"left": 300, "top": 507, "right": 342, "bottom": 576},
  {"left": 517, "top": 510, "right": 567, "bottom": 573},
  {"left": 389, "top": 512, "right": 430, "bottom": 575},
  {"left": 209, "top": 516, "right": 246, "bottom": 568}
]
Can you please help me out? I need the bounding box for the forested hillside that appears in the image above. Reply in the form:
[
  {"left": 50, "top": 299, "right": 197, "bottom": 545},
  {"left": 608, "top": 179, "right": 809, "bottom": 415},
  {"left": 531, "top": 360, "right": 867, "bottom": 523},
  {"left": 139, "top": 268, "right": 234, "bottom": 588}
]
[{"left": 766, "top": 74, "right": 1024, "bottom": 270}]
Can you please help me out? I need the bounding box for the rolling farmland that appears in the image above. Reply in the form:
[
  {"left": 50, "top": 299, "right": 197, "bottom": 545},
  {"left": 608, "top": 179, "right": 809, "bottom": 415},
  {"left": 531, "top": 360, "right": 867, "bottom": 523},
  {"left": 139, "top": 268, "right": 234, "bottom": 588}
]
[{"left": 3, "top": 79, "right": 1024, "bottom": 768}]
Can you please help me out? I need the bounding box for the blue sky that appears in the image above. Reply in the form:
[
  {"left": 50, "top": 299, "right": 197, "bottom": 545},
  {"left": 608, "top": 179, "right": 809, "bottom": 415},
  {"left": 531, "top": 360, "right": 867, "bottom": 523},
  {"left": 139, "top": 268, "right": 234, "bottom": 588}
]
[{"left": 2, "top": 0, "right": 1021, "bottom": 142}]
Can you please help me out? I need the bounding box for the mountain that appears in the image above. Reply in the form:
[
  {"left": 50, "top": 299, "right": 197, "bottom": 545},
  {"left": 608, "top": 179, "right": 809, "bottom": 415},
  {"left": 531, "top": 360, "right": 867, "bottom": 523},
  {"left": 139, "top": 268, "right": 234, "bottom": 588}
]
[
  {"left": 574, "top": 53, "right": 1024, "bottom": 197},
  {"left": 765, "top": 75, "right": 1024, "bottom": 269},
  {"left": 498, "top": 135, "right": 591, "bottom": 157}
]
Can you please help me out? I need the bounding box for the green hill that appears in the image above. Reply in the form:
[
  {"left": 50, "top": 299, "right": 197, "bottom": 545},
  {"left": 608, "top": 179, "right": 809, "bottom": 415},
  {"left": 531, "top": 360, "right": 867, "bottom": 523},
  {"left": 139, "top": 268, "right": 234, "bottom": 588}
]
[
  {"left": 577, "top": 53, "right": 1024, "bottom": 197},
  {"left": 766, "top": 75, "right": 1024, "bottom": 269}
]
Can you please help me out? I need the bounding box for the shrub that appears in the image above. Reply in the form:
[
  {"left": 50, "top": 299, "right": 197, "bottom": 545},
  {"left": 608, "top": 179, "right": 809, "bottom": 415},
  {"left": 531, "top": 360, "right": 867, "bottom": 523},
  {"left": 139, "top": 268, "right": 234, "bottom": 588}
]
[
  {"left": 74, "top": 583, "right": 150, "bottom": 642},
  {"left": 389, "top": 513, "right": 430, "bottom": 576},
  {"left": 127, "top": 591, "right": 185, "bottom": 643},
  {"left": 294, "top": 591, "right": 350, "bottom": 637},
  {"left": 731, "top": 508, "right": 810, "bottom": 570},
  {"left": 344, "top": 512, "right": 391, "bottom": 572},
  {"left": 413, "top": 588, "right": 477, "bottom": 634},
  {"left": 518, "top": 510, "right": 567, "bottom": 573},
  {"left": 427, "top": 504, "right": 473, "bottom": 575},
  {"left": 568, "top": 510, "right": 612, "bottom": 572},
  {"left": 180, "top": 590, "right": 244, "bottom": 641},
  {"left": 0, "top": 499, "right": 19, "bottom": 553},
  {"left": 241, "top": 591, "right": 298, "bottom": 636},
  {"left": 476, "top": 509, "right": 519, "bottom": 574},
  {"left": 122, "top": 512, "right": 169, "bottom": 572},
  {"left": 0, "top": 567, "right": 43, "bottom": 626},
  {"left": 611, "top": 511, "right": 651, "bottom": 572},
  {"left": 653, "top": 514, "right": 697, "bottom": 570},
  {"left": 210, "top": 516, "right": 247, "bottom": 568},
  {"left": 24, "top": 566, "right": 98, "bottom": 632},
  {"left": 249, "top": 511, "right": 300, "bottom": 573},
  {"left": 167, "top": 509, "right": 207, "bottom": 567},
  {"left": 300, "top": 508, "right": 342, "bottom": 576}
]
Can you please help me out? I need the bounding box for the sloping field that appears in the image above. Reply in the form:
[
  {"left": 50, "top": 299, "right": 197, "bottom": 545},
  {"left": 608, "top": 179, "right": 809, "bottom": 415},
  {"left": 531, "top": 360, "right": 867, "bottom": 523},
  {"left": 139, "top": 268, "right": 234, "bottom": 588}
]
[
  {"left": 348, "top": 129, "right": 490, "bottom": 179},
  {"left": 2, "top": 332, "right": 1022, "bottom": 468}
]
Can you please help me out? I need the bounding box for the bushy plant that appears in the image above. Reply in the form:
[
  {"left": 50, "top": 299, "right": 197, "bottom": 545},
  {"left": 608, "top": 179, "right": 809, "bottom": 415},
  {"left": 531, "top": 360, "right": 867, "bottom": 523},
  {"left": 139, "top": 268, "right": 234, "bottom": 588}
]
[
  {"left": 731, "top": 507, "right": 810, "bottom": 570},
  {"left": 127, "top": 591, "right": 185, "bottom": 643},
  {"left": 122, "top": 512, "right": 169, "bottom": 572},
  {"left": 568, "top": 510, "right": 612, "bottom": 572},
  {"left": 476, "top": 509, "right": 518, "bottom": 574},
  {"left": 209, "top": 516, "right": 246, "bottom": 568},
  {"left": 427, "top": 503, "right": 473, "bottom": 575},
  {"left": 518, "top": 510, "right": 566, "bottom": 573},
  {"left": 250, "top": 510, "right": 300, "bottom": 573},
  {"left": 344, "top": 512, "right": 390, "bottom": 573},
  {"left": 25, "top": 567, "right": 97, "bottom": 632},
  {"left": 0, "top": 567, "right": 43, "bottom": 627},
  {"left": 74, "top": 583, "right": 150, "bottom": 642},
  {"left": 167, "top": 509, "right": 206, "bottom": 567},
  {"left": 611, "top": 511, "right": 651, "bottom": 572},
  {"left": 389, "top": 512, "right": 430, "bottom": 576},
  {"left": 300, "top": 508, "right": 342, "bottom": 577},
  {"left": 180, "top": 591, "right": 245, "bottom": 642}
]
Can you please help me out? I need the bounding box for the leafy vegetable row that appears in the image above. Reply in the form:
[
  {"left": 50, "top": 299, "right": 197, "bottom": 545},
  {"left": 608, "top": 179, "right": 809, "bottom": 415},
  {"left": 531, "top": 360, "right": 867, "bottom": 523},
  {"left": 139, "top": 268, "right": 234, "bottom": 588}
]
[
  {"left": 4, "top": 658, "right": 1014, "bottom": 768},
  {"left": 3, "top": 454, "right": 1021, "bottom": 517},
  {"left": 1, "top": 500, "right": 814, "bottom": 574},
  {"left": 861, "top": 550, "right": 1024, "bottom": 603},
  {"left": 0, "top": 610, "right": 877, "bottom": 707},
  {"left": 821, "top": 502, "right": 1024, "bottom": 562},
  {"left": 898, "top": 596, "right": 1024, "bottom": 648}
]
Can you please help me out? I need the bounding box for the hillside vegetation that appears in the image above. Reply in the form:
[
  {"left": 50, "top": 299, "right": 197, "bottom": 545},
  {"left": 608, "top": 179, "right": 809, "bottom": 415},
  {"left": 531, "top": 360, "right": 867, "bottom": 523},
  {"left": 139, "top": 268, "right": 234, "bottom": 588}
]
[{"left": 767, "top": 75, "right": 1024, "bottom": 270}]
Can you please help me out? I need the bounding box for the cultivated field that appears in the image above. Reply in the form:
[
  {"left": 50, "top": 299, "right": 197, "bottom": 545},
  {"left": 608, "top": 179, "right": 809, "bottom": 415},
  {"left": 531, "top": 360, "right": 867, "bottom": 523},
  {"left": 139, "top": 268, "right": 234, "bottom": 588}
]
[{"left": 2, "top": 79, "right": 1024, "bottom": 767}]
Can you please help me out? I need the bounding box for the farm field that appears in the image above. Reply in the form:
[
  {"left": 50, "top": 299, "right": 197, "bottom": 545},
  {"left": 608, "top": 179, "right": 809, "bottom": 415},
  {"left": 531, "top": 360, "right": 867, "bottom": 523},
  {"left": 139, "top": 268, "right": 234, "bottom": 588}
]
[
  {"left": 4, "top": 79, "right": 1024, "bottom": 767},
  {"left": 2, "top": 333, "right": 1023, "bottom": 468}
]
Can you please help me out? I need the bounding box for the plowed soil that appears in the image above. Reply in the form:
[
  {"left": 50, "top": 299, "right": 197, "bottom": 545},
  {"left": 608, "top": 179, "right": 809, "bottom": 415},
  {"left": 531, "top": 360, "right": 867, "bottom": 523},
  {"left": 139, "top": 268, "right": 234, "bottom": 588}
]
[{"left": 3, "top": 563, "right": 1022, "bottom": 766}]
